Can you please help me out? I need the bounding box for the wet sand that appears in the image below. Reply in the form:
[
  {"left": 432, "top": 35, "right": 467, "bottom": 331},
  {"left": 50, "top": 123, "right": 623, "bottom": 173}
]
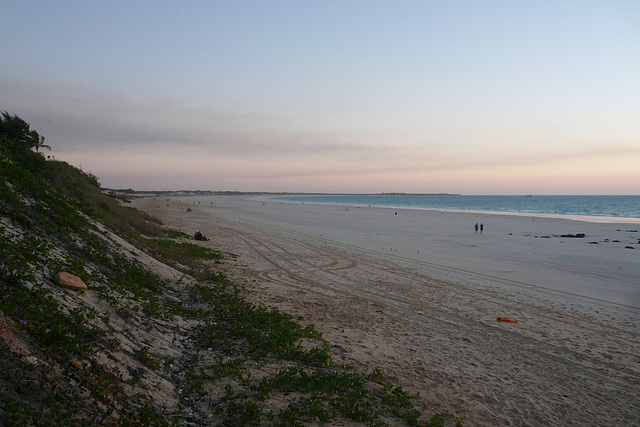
[{"left": 133, "top": 195, "right": 640, "bottom": 426}]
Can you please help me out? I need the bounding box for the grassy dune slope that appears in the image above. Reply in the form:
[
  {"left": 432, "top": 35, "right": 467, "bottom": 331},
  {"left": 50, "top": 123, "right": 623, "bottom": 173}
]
[{"left": 0, "top": 135, "right": 463, "bottom": 426}]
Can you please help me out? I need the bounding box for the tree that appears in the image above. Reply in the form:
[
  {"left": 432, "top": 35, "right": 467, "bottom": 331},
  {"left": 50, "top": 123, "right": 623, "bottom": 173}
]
[
  {"left": 0, "top": 111, "right": 50, "bottom": 153},
  {"left": 0, "top": 111, "right": 32, "bottom": 145},
  {"left": 28, "top": 130, "right": 51, "bottom": 153}
]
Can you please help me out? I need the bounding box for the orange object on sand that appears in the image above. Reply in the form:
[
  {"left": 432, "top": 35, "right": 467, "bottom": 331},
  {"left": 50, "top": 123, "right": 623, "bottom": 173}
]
[{"left": 497, "top": 317, "right": 518, "bottom": 323}]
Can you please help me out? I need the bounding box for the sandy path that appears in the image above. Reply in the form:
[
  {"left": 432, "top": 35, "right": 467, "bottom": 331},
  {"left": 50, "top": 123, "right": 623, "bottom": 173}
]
[{"left": 133, "top": 195, "right": 640, "bottom": 426}]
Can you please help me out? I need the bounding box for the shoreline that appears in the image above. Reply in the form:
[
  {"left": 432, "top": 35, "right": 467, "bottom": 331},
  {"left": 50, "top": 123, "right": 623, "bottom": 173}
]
[
  {"left": 133, "top": 195, "right": 640, "bottom": 426},
  {"left": 257, "top": 196, "right": 640, "bottom": 225},
  {"left": 166, "top": 195, "right": 640, "bottom": 323}
]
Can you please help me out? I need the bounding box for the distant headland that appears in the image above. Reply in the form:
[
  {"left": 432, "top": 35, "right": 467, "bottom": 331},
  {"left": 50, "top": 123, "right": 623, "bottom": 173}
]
[{"left": 106, "top": 189, "right": 461, "bottom": 197}]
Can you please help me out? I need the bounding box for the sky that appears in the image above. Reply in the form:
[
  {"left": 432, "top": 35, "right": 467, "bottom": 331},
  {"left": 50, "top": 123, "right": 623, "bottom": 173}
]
[{"left": 2, "top": 1, "right": 639, "bottom": 194}]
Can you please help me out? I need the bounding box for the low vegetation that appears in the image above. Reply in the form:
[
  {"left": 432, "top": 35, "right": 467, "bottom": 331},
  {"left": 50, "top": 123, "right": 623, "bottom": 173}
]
[{"left": 0, "top": 112, "right": 464, "bottom": 425}]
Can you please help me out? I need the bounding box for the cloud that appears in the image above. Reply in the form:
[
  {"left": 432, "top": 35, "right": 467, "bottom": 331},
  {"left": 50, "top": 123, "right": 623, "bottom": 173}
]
[
  {"left": 3, "top": 77, "right": 398, "bottom": 158},
  {"left": 3, "top": 75, "right": 639, "bottom": 194}
]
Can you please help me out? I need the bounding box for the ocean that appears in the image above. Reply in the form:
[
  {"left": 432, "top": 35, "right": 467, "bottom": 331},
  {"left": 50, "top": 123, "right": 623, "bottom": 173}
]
[{"left": 267, "top": 194, "right": 640, "bottom": 221}]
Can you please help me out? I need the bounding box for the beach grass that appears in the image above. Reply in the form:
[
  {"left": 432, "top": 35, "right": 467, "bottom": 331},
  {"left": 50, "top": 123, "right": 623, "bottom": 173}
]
[{"left": 0, "top": 134, "right": 464, "bottom": 425}]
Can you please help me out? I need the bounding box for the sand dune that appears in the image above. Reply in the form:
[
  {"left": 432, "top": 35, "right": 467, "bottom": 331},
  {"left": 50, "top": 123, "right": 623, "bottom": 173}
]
[{"left": 133, "top": 195, "right": 640, "bottom": 426}]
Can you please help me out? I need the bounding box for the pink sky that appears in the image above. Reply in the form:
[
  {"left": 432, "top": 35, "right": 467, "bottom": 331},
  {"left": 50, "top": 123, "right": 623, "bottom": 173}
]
[{"left": 2, "top": 1, "right": 639, "bottom": 194}]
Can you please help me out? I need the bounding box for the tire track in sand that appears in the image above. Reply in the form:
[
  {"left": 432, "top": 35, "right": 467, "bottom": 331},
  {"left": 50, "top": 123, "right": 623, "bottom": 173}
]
[
  {"left": 209, "top": 220, "right": 640, "bottom": 426},
  {"left": 143, "top": 199, "right": 640, "bottom": 426}
]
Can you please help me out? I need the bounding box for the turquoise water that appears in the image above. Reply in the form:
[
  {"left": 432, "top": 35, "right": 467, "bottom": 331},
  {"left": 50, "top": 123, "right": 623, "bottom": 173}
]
[{"left": 268, "top": 194, "right": 640, "bottom": 220}]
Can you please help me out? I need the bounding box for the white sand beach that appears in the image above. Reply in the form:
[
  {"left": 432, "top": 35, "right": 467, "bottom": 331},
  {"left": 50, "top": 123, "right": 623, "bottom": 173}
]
[{"left": 133, "top": 195, "right": 640, "bottom": 426}]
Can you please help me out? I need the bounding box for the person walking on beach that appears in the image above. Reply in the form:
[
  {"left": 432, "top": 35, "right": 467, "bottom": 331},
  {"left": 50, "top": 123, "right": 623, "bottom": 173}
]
[
  {"left": 480, "top": 223, "right": 484, "bottom": 233},
  {"left": 475, "top": 223, "right": 479, "bottom": 233}
]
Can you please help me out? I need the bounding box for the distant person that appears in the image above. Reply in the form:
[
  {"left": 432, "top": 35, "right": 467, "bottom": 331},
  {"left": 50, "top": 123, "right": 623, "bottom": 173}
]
[
  {"left": 194, "top": 231, "right": 208, "bottom": 241},
  {"left": 475, "top": 223, "right": 479, "bottom": 233},
  {"left": 480, "top": 223, "right": 484, "bottom": 233}
]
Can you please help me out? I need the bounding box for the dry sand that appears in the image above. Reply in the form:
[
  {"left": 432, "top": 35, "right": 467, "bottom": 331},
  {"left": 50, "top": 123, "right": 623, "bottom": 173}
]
[{"left": 133, "top": 195, "right": 640, "bottom": 426}]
